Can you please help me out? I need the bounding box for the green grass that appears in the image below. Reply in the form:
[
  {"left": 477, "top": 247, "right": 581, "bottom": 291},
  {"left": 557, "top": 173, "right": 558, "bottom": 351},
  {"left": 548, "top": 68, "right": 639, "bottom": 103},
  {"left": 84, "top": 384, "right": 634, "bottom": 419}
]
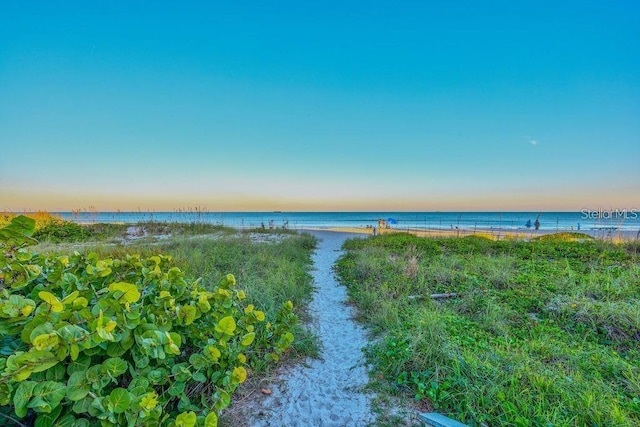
[{"left": 337, "top": 233, "right": 640, "bottom": 426}]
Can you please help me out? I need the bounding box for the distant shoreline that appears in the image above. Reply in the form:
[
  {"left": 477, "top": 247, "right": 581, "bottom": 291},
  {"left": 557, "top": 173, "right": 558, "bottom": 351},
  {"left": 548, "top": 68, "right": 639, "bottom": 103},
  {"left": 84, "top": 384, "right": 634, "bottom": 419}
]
[
  {"left": 3, "top": 210, "right": 638, "bottom": 241},
  {"left": 301, "top": 226, "right": 640, "bottom": 242}
]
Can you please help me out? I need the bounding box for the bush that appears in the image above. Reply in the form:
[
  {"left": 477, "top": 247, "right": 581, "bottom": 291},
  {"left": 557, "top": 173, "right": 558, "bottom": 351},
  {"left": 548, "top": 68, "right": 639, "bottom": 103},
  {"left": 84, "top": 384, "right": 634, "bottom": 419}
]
[
  {"left": 0, "top": 216, "right": 296, "bottom": 426},
  {"left": 33, "top": 221, "right": 92, "bottom": 243},
  {"left": 534, "top": 232, "right": 594, "bottom": 241}
]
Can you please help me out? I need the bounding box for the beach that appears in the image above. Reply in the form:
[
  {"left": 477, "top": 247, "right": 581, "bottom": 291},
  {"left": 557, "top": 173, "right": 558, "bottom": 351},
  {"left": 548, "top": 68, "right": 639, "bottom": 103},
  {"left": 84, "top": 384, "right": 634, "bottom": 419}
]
[{"left": 305, "top": 226, "right": 640, "bottom": 242}]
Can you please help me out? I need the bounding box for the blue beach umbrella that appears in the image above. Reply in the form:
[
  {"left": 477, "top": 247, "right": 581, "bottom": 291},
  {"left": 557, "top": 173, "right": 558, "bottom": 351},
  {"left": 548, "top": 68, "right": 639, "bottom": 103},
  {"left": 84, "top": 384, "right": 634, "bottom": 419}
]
[{"left": 387, "top": 218, "right": 398, "bottom": 225}]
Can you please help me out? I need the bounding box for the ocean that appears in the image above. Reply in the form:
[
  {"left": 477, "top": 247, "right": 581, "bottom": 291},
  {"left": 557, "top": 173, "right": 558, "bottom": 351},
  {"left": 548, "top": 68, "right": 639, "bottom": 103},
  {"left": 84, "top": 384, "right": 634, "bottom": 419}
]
[{"left": 56, "top": 210, "right": 640, "bottom": 233}]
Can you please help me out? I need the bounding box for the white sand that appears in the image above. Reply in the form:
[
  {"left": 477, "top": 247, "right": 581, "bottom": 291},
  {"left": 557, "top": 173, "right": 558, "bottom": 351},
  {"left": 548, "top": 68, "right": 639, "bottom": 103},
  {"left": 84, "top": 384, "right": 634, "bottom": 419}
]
[{"left": 248, "top": 231, "right": 375, "bottom": 427}]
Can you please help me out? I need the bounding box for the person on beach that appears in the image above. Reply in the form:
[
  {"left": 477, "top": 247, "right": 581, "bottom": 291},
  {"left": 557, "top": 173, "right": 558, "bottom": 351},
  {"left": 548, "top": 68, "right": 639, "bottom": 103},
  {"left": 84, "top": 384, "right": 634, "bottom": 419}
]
[{"left": 535, "top": 218, "right": 540, "bottom": 231}]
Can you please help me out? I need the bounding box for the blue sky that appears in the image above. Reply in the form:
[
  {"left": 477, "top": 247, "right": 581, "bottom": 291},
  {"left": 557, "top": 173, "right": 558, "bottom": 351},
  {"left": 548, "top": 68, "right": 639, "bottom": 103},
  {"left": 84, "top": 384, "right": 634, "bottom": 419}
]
[{"left": 1, "top": 1, "right": 639, "bottom": 211}]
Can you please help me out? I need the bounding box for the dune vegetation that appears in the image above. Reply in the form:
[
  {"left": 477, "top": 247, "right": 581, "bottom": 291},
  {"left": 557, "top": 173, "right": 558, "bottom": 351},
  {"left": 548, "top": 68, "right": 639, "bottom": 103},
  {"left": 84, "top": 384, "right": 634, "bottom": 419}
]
[
  {"left": 336, "top": 233, "right": 640, "bottom": 426},
  {"left": 0, "top": 216, "right": 316, "bottom": 426}
]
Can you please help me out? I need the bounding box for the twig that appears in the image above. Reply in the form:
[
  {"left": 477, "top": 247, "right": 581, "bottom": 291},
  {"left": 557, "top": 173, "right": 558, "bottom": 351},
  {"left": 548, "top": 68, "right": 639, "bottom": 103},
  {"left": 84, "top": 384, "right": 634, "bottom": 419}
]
[
  {"left": 0, "top": 411, "right": 28, "bottom": 427},
  {"left": 430, "top": 292, "right": 458, "bottom": 299},
  {"left": 408, "top": 293, "right": 459, "bottom": 301}
]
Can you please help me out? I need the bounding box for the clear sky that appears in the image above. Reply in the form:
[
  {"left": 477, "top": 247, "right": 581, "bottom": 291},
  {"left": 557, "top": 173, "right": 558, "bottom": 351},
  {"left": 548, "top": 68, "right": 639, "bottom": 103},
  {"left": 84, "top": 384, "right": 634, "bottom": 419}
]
[{"left": 1, "top": 1, "right": 639, "bottom": 212}]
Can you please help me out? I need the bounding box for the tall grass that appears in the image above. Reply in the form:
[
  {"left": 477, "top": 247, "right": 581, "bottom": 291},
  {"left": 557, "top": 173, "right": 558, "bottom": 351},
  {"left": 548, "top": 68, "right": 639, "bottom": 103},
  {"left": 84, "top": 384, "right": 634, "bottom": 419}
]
[{"left": 337, "top": 233, "right": 640, "bottom": 426}]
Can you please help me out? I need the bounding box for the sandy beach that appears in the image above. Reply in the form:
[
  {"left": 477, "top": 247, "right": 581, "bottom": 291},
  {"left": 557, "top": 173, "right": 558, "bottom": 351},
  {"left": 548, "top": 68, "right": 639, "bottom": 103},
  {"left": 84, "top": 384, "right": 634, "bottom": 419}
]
[{"left": 303, "top": 226, "right": 640, "bottom": 242}]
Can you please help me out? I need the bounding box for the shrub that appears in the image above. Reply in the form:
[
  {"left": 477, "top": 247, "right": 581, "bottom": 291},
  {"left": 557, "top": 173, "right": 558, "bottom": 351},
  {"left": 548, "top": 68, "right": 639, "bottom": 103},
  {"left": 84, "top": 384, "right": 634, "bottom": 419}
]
[
  {"left": 32, "top": 221, "right": 92, "bottom": 243},
  {"left": 0, "top": 216, "right": 296, "bottom": 426},
  {"left": 534, "top": 232, "right": 594, "bottom": 242}
]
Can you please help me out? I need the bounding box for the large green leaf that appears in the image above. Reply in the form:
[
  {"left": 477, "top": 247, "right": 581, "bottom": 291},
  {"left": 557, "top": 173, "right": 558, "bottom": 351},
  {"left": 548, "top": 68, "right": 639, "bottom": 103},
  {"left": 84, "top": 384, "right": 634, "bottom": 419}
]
[
  {"left": 45, "top": 363, "right": 66, "bottom": 382},
  {"left": 177, "top": 395, "right": 199, "bottom": 412},
  {"left": 106, "top": 330, "right": 134, "bottom": 357},
  {"left": 168, "top": 381, "right": 186, "bottom": 396},
  {"left": 54, "top": 414, "right": 79, "bottom": 427},
  {"left": 204, "top": 412, "right": 219, "bottom": 427},
  {"left": 58, "top": 325, "right": 90, "bottom": 345},
  {"left": 241, "top": 332, "right": 255, "bottom": 346},
  {"left": 71, "top": 395, "right": 93, "bottom": 415},
  {"left": 108, "top": 388, "right": 131, "bottom": 414},
  {"left": 38, "top": 291, "right": 64, "bottom": 313},
  {"left": 214, "top": 390, "right": 231, "bottom": 411},
  {"left": 15, "top": 249, "right": 33, "bottom": 262},
  {"left": 29, "top": 323, "right": 55, "bottom": 344},
  {"left": 0, "top": 215, "right": 37, "bottom": 245},
  {"left": 59, "top": 291, "right": 79, "bottom": 305},
  {"left": 178, "top": 305, "right": 197, "bottom": 325},
  {"left": 214, "top": 316, "right": 236, "bottom": 335},
  {"left": 147, "top": 369, "right": 168, "bottom": 385},
  {"left": 5, "top": 350, "right": 59, "bottom": 381},
  {"left": 14, "top": 380, "right": 37, "bottom": 418},
  {"left": 21, "top": 317, "right": 47, "bottom": 343},
  {"left": 127, "top": 377, "right": 149, "bottom": 390},
  {"left": 66, "top": 371, "right": 91, "bottom": 401},
  {"left": 101, "top": 357, "right": 128, "bottom": 378},
  {"left": 192, "top": 371, "right": 207, "bottom": 383},
  {"left": 170, "top": 363, "right": 191, "bottom": 382},
  {"left": 28, "top": 381, "right": 66, "bottom": 413},
  {"left": 3, "top": 215, "right": 35, "bottom": 236},
  {"left": 231, "top": 366, "right": 247, "bottom": 384},
  {"left": 33, "top": 333, "right": 60, "bottom": 351},
  {"left": 188, "top": 353, "right": 209, "bottom": 370},
  {"left": 26, "top": 351, "right": 60, "bottom": 374},
  {"left": 34, "top": 403, "right": 62, "bottom": 427},
  {"left": 175, "top": 411, "right": 197, "bottom": 427},
  {"left": 66, "top": 354, "right": 91, "bottom": 376},
  {"left": 108, "top": 282, "right": 141, "bottom": 304}
]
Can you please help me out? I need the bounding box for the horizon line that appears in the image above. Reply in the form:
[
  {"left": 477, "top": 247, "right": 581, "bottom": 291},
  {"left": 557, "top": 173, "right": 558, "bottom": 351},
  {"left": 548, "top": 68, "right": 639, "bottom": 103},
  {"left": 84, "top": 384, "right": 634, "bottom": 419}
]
[{"left": 3, "top": 209, "right": 635, "bottom": 214}]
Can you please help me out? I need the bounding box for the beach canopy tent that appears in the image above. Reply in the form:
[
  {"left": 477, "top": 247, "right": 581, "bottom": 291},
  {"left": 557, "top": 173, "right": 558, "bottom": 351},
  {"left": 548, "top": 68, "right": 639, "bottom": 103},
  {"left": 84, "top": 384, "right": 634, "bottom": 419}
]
[{"left": 386, "top": 218, "right": 398, "bottom": 225}]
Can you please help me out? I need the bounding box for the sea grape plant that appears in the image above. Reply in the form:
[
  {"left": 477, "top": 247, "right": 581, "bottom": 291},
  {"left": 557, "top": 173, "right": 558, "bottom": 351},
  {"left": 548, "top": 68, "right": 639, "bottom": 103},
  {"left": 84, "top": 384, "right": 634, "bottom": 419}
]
[{"left": 0, "top": 216, "right": 296, "bottom": 426}]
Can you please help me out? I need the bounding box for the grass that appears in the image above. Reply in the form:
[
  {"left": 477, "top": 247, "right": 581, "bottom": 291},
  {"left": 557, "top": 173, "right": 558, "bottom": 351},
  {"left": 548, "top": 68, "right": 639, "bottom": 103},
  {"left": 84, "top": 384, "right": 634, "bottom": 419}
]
[
  {"left": 336, "top": 233, "right": 640, "bottom": 426},
  {"left": 33, "top": 220, "right": 319, "bottom": 365}
]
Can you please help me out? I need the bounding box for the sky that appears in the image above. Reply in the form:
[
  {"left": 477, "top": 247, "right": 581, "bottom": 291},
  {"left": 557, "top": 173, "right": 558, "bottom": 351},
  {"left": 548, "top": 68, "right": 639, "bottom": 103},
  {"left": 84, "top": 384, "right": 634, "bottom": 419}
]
[{"left": 1, "top": 1, "right": 639, "bottom": 212}]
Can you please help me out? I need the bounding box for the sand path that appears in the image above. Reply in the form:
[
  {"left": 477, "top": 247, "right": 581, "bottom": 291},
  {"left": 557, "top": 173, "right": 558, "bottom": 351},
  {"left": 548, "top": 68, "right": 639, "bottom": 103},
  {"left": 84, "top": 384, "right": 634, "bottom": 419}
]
[{"left": 249, "top": 231, "right": 375, "bottom": 427}]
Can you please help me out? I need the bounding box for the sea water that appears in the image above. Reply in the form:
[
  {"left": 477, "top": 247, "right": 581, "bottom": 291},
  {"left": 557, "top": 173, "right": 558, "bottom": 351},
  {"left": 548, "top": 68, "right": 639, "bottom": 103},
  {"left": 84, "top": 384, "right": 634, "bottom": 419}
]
[{"left": 57, "top": 210, "right": 640, "bottom": 232}]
